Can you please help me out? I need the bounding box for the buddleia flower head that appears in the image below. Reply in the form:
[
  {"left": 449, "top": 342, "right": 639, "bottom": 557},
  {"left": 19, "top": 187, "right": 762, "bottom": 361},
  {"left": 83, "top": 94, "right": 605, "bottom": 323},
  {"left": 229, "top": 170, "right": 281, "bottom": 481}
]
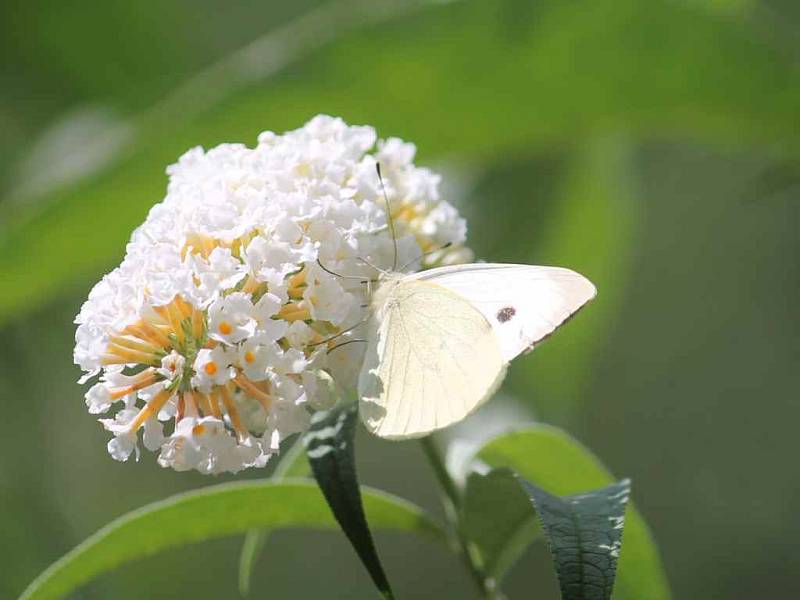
[{"left": 74, "top": 115, "right": 472, "bottom": 474}]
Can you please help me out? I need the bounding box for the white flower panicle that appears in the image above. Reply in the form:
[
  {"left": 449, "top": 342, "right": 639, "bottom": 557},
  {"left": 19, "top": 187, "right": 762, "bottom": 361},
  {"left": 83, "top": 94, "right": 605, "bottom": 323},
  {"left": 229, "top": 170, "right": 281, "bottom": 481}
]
[{"left": 74, "top": 115, "right": 472, "bottom": 474}]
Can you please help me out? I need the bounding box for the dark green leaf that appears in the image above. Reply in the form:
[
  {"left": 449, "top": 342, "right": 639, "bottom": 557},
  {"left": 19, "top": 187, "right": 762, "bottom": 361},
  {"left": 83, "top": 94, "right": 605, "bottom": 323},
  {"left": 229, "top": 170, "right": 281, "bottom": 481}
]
[
  {"left": 463, "top": 468, "right": 630, "bottom": 600},
  {"left": 20, "top": 480, "right": 441, "bottom": 600},
  {"left": 304, "top": 403, "right": 394, "bottom": 599},
  {"left": 238, "top": 439, "right": 312, "bottom": 596},
  {"left": 519, "top": 474, "right": 630, "bottom": 600},
  {"left": 476, "top": 425, "right": 670, "bottom": 600}
]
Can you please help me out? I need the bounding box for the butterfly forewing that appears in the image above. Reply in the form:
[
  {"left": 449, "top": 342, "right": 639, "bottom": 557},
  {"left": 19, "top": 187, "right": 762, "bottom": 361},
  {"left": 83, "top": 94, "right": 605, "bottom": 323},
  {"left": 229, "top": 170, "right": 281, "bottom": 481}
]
[
  {"left": 412, "top": 264, "right": 596, "bottom": 361},
  {"left": 358, "top": 279, "right": 506, "bottom": 439}
]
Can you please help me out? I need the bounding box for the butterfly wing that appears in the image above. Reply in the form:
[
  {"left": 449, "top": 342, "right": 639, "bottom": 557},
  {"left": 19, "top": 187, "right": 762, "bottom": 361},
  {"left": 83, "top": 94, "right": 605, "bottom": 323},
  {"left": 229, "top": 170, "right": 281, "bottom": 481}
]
[
  {"left": 358, "top": 279, "right": 506, "bottom": 440},
  {"left": 409, "top": 264, "right": 596, "bottom": 361}
]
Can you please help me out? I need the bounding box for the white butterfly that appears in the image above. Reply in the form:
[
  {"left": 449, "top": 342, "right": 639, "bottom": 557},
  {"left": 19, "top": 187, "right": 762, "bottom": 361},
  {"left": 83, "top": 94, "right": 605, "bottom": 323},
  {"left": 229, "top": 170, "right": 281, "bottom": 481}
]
[{"left": 357, "top": 263, "right": 596, "bottom": 440}]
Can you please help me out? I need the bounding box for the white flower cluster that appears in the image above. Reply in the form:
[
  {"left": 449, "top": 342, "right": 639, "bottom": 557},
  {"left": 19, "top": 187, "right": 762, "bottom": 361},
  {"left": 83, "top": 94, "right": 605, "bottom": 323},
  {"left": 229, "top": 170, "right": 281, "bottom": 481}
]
[{"left": 74, "top": 115, "right": 472, "bottom": 474}]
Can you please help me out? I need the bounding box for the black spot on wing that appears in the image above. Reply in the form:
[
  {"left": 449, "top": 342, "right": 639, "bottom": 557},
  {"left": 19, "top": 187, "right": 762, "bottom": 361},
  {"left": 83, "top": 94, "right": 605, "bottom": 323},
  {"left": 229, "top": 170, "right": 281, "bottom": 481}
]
[{"left": 496, "top": 306, "right": 516, "bottom": 323}]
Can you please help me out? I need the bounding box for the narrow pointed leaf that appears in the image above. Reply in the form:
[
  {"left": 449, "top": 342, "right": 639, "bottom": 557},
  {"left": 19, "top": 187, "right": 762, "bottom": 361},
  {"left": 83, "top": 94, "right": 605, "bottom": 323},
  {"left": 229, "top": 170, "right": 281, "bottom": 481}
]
[
  {"left": 304, "top": 403, "right": 394, "bottom": 599},
  {"left": 238, "top": 439, "right": 312, "bottom": 596},
  {"left": 475, "top": 425, "right": 670, "bottom": 599},
  {"left": 20, "top": 480, "right": 441, "bottom": 600}
]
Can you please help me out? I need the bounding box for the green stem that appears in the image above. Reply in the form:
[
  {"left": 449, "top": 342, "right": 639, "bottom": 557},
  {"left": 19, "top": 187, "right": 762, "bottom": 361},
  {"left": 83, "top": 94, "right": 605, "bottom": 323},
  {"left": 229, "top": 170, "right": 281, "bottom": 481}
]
[
  {"left": 419, "top": 436, "right": 506, "bottom": 600},
  {"left": 419, "top": 435, "right": 460, "bottom": 507}
]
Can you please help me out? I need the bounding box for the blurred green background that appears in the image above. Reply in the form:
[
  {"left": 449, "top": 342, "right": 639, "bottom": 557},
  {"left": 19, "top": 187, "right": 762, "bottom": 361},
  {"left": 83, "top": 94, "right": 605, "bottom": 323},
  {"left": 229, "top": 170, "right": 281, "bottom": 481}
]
[{"left": 1, "top": 0, "right": 799, "bottom": 598}]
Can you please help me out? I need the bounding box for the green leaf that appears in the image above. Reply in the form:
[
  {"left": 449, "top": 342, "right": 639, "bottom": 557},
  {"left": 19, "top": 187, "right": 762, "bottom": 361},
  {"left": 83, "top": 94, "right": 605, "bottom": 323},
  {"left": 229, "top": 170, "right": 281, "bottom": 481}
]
[
  {"left": 238, "top": 439, "right": 311, "bottom": 596},
  {"left": 461, "top": 468, "right": 542, "bottom": 580},
  {"left": 304, "top": 403, "right": 394, "bottom": 599},
  {"left": 515, "top": 135, "right": 640, "bottom": 420},
  {"left": 4, "top": 0, "right": 800, "bottom": 325},
  {"left": 20, "top": 479, "right": 441, "bottom": 600},
  {"left": 520, "top": 474, "right": 630, "bottom": 600},
  {"left": 465, "top": 470, "right": 630, "bottom": 600},
  {"left": 476, "top": 425, "right": 671, "bottom": 600}
]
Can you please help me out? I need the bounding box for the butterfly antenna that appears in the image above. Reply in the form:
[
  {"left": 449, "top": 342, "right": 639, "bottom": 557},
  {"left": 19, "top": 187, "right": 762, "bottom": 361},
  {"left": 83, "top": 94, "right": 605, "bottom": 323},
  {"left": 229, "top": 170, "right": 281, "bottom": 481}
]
[
  {"left": 316, "top": 258, "right": 371, "bottom": 282},
  {"left": 327, "top": 338, "right": 368, "bottom": 355},
  {"left": 307, "top": 319, "right": 368, "bottom": 347},
  {"left": 398, "top": 242, "right": 453, "bottom": 272},
  {"left": 354, "top": 256, "right": 386, "bottom": 278},
  {"left": 376, "top": 162, "right": 398, "bottom": 272}
]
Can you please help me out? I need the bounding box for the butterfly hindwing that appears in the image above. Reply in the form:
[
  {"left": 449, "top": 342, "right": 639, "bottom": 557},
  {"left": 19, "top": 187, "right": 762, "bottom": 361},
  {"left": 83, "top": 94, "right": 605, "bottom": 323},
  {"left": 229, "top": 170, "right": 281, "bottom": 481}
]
[{"left": 357, "top": 279, "right": 506, "bottom": 439}]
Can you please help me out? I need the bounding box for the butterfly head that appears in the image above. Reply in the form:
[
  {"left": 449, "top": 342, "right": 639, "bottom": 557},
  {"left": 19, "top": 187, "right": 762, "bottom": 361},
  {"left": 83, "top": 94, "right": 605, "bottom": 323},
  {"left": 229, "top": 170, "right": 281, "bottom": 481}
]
[{"left": 368, "top": 271, "right": 405, "bottom": 312}]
